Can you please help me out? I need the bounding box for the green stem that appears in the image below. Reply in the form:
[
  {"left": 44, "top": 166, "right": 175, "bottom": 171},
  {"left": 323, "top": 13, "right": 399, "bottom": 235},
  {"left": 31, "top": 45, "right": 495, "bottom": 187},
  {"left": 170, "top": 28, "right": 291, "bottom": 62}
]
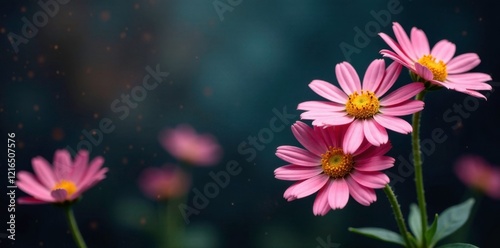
[
  {"left": 162, "top": 195, "right": 187, "bottom": 248},
  {"left": 383, "top": 185, "right": 414, "bottom": 248},
  {"left": 64, "top": 205, "right": 87, "bottom": 248},
  {"left": 412, "top": 90, "right": 428, "bottom": 247}
]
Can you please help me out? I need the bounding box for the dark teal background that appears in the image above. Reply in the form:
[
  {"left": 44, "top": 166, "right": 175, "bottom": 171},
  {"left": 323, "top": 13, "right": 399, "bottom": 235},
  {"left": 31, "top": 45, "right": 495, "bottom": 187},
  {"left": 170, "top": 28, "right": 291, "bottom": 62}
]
[{"left": 1, "top": 0, "right": 500, "bottom": 247}]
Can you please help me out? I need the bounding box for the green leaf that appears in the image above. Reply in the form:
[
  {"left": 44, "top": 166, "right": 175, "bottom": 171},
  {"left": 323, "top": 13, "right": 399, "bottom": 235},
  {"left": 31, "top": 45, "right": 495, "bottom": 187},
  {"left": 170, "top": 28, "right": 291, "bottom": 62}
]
[
  {"left": 426, "top": 214, "right": 439, "bottom": 243},
  {"left": 408, "top": 203, "right": 422, "bottom": 244},
  {"left": 436, "top": 243, "right": 478, "bottom": 248},
  {"left": 431, "top": 198, "right": 475, "bottom": 245},
  {"left": 348, "top": 227, "right": 405, "bottom": 246}
]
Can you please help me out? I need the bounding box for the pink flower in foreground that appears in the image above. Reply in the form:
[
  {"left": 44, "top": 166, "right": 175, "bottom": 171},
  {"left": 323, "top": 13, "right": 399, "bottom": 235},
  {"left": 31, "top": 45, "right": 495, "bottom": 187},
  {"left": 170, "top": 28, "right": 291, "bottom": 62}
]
[
  {"left": 274, "top": 121, "right": 394, "bottom": 215},
  {"left": 379, "top": 22, "right": 492, "bottom": 98},
  {"left": 138, "top": 165, "right": 191, "bottom": 200},
  {"left": 16, "top": 149, "right": 108, "bottom": 204},
  {"left": 298, "top": 59, "right": 424, "bottom": 149},
  {"left": 454, "top": 155, "right": 500, "bottom": 199},
  {"left": 159, "top": 124, "right": 222, "bottom": 166}
]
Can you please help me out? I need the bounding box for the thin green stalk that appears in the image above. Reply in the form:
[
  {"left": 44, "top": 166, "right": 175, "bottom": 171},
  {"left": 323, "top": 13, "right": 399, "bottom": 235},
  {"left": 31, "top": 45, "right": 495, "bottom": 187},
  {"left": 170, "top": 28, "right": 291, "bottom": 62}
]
[
  {"left": 163, "top": 195, "right": 187, "bottom": 248},
  {"left": 383, "top": 185, "right": 414, "bottom": 248},
  {"left": 64, "top": 206, "right": 87, "bottom": 248},
  {"left": 412, "top": 90, "right": 428, "bottom": 247}
]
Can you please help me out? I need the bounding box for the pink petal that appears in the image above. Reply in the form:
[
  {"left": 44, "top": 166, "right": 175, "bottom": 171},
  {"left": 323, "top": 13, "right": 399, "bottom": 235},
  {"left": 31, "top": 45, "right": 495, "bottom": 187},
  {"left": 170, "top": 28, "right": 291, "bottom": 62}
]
[
  {"left": 454, "top": 156, "right": 487, "bottom": 185},
  {"left": 16, "top": 171, "right": 52, "bottom": 202},
  {"left": 350, "top": 170, "right": 389, "bottom": 189},
  {"left": 328, "top": 179, "right": 349, "bottom": 210},
  {"left": 53, "top": 149, "right": 72, "bottom": 180},
  {"left": 373, "top": 115, "right": 413, "bottom": 134},
  {"left": 415, "top": 63, "right": 434, "bottom": 82},
  {"left": 283, "top": 181, "right": 303, "bottom": 201},
  {"left": 362, "top": 59, "right": 386, "bottom": 92},
  {"left": 380, "top": 100, "right": 425, "bottom": 116},
  {"left": 18, "top": 196, "right": 49, "bottom": 204},
  {"left": 276, "top": 146, "right": 320, "bottom": 166},
  {"left": 78, "top": 156, "right": 105, "bottom": 189},
  {"left": 452, "top": 88, "right": 488, "bottom": 99},
  {"left": 71, "top": 150, "right": 89, "bottom": 184},
  {"left": 287, "top": 174, "right": 329, "bottom": 199},
  {"left": 51, "top": 189, "right": 67, "bottom": 202},
  {"left": 309, "top": 80, "right": 348, "bottom": 104},
  {"left": 343, "top": 120, "right": 364, "bottom": 154},
  {"left": 380, "top": 83, "right": 425, "bottom": 106},
  {"left": 393, "top": 22, "right": 417, "bottom": 60},
  {"left": 380, "top": 50, "right": 413, "bottom": 69},
  {"left": 312, "top": 115, "right": 354, "bottom": 127},
  {"left": 283, "top": 181, "right": 301, "bottom": 201},
  {"left": 376, "top": 62, "right": 402, "bottom": 97},
  {"left": 352, "top": 140, "right": 374, "bottom": 157},
  {"left": 335, "top": 62, "right": 361, "bottom": 95},
  {"left": 297, "top": 101, "right": 346, "bottom": 112},
  {"left": 274, "top": 165, "right": 324, "bottom": 181},
  {"left": 291, "top": 122, "right": 327, "bottom": 156},
  {"left": 355, "top": 156, "right": 395, "bottom": 171},
  {"left": 313, "top": 184, "right": 331, "bottom": 216},
  {"left": 446, "top": 72, "right": 492, "bottom": 83},
  {"left": 447, "top": 53, "right": 481, "bottom": 74},
  {"left": 31, "top": 157, "right": 56, "bottom": 189},
  {"left": 411, "top": 27, "right": 430, "bottom": 56},
  {"left": 314, "top": 126, "right": 335, "bottom": 148},
  {"left": 301, "top": 110, "right": 346, "bottom": 120},
  {"left": 356, "top": 142, "right": 392, "bottom": 159},
  {"left": 431, "top": 40, "right": 456, "bottom": 63},
  {"left": 444, "top": 80, "right": 492, "bottom": 91},
  {"left": 346, "top": 176, "right": 376, "bottom": 206},
  {"left": 331, "top": 125, "right": 350, "bottom": 148},
  {"left": 363, "top": 120, "right": 388, "bottom": 146},
  {"left": 378, "top": 31, "right": 412, "bottom": 64},
  {"left": 487, "top": 170, "right": 500, "bottom": 199},
  {"left": 77, "top": 168, "right": 108, "bottom": 196}
]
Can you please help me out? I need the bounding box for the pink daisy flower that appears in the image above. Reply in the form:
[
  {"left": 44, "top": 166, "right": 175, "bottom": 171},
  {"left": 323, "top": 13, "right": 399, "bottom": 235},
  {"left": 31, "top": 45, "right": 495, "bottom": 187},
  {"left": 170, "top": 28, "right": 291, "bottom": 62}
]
[
  {"left": 454, "top": 155, "right": 500, "bottom": 199},
  {"left": 159, "top": 124, "right": 222, "bottom": 166},
  {"left": 16, "top": 149, "right": 108, "bottom": 204},
  {"left": 379, "top": 22, "right": 492, "bottom": 99},
  {"left": 138, "top": 165, "right": 191, "bottom": 200},
  {"left": 274, "top": 121, "right": 394, "bottom": 216},
  {"left": 298, "top": 59, "right": 424, "bottom": 149}
]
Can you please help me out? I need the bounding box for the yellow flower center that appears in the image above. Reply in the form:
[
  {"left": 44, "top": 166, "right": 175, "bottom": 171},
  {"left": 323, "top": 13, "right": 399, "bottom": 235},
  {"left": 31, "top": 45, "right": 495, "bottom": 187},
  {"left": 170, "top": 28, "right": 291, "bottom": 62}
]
[
  {"left": 345, "top": 90, "right": 380, "bottom": 119},
  {"left": 417, "top": 55, "right": 448, "bottom": 81},
  {"left": 52, "top": 180, "right": 78, "bottom": 197},
  {"left": 321, "top": 147, "right": 354, "bottom": 178}
]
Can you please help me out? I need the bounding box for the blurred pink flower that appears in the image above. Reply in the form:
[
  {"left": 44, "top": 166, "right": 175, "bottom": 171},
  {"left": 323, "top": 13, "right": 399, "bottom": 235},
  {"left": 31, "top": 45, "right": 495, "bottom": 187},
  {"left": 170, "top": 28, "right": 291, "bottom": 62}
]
[
  {"left": 275, "top": 121, "right": 394, "bottom": 216},
  {"left": 379, "top": 22, "right": 492, "bottom": 98},
  {"left": 159, "top": 124, "right": 222, "bottom": 166},
  {"left": 298, "top": 59, "right": 424, "bottom": 149},
  {"left": 16, "top": 149, "right": 108, "bottom": 204},
  {"left": 138, "top": 165, "right": 191, "bottom": 200},
  {"left": 454, "top": 155, "right": 500, "bottom": 199}
]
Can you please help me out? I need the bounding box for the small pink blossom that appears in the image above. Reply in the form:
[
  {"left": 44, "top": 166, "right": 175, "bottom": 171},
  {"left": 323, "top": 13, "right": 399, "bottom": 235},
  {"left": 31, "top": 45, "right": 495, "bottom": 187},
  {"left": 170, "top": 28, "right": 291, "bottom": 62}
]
[
  {"left": 275, "top": 121, "right": 394, "bottom": 215},
  {"left": 16, "top": 149, "right": 108, "bottom": 204},
  {"left": 298, "top": 59, "right": 424, "bottom": 149},
  {"left": 138, "top": 165, "right": 191, "bottom": 200},
  {"left": 379, "top": 22, "right": 492, "bottom": 98},
  {"left": 454, "top": 155, "right": 500, "bottom": 199},
  {"left": 159, "top": 124, "right": 222, "bottom": 166}
]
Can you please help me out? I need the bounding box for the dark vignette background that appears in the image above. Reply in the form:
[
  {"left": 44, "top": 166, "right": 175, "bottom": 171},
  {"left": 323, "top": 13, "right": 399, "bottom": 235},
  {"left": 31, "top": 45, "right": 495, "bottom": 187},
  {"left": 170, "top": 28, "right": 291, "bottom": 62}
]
[{"left": 1, "top": 0, "right": 500, "bottom": 247}]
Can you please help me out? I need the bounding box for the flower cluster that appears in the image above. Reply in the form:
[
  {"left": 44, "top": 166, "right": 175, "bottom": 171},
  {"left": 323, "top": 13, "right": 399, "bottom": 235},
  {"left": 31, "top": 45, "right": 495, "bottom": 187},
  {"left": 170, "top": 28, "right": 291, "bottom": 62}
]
[
  {"left": 139, "top": 124, "right": 222, "bottom": 201},
  {"left": 275, "top": 22, "right": 492, "bottom": 215}
]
